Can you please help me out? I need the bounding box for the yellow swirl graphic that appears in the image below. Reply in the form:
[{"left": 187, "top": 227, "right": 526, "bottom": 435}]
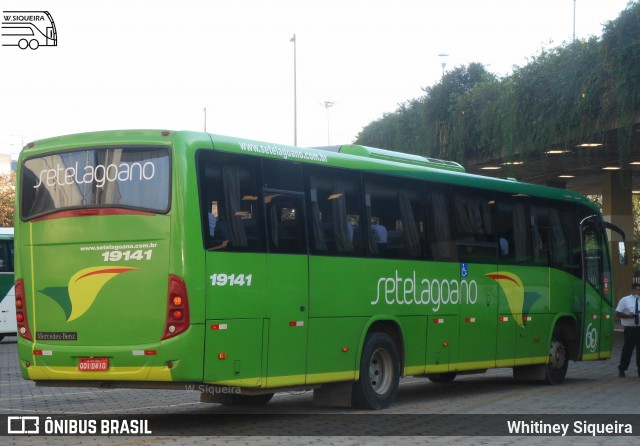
[
  {"left": 67, "top": 267, "right": 137, "bottom": 321},
  {"left": 485, "top": 272, "right": 525, "bottom": 327}
]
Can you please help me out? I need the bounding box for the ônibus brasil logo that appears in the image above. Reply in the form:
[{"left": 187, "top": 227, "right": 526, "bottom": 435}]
[
  {"left": 1, "top": 11, "right": 57, "bottom": 50},
  {"left": 41, "top": 267, "right": 136, "bottom": 321}
]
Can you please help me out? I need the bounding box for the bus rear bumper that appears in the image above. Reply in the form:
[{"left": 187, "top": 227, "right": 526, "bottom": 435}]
[
  {"left": 24, "top": 363, "right": 173, "bottom": 381},
  {"left": 17, "top": 326, "right": 204, "bottom": 382}
]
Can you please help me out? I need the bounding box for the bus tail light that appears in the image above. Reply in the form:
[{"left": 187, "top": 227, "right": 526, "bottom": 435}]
[
  {"left": 15, "top": 279, "right": 33, "bottom": 341},
  {"left": 161, "top": 275, "right": 190, "bottom": 340}
]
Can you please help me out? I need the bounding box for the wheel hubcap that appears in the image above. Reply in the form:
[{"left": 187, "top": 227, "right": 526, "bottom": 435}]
[
  {"left": 548, "top": 339, "right": 566, "bottom": 370},
  {"left": 369, "top": 348, "right": 393, "bottom": 394}
]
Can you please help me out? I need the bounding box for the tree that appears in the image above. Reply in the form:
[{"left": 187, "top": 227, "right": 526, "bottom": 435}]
[
  {"left": 0, "top": 171, "right": 16, "bottom": 227},
  {"left": 355, "top": 63, "right": 495, "bottom": 159}
]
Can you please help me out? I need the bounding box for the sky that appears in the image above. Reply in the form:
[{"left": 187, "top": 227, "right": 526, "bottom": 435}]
[{"left": 0, "top": 0, "right": 633, "bottom": 158}]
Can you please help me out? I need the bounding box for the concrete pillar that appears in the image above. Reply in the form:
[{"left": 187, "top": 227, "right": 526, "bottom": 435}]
[{"left": 602, "top": 170, "right": 634, "bottom": 305}]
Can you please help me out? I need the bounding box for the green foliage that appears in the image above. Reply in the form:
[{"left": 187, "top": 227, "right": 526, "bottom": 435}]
[
  {"left": 356, "top": 63, "right": 496, "bottom": 158},
  {"left": 633, "top": 196, "right": 640, "bottom": 276},
  {"left": 601, "top": 1, "right": 640, "bottom": 129},
  {"left": 0, "top": 171, "right": 15, "bottom": 227},
  {"left": 355, "top": 1, "right": 640, "bottom": 164}
]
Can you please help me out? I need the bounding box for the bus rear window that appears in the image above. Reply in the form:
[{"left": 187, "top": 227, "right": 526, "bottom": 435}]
[{"left": 21, "top": 146, "right": 170, "bottom": 220}]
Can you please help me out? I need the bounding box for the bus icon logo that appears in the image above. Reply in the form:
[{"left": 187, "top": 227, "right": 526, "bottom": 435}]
[
  {"left": 1, "top": 11, "right": 57, "bottom": 50},
  {"left": 7, "top": 416, "right": 40, "bottom": 434}
]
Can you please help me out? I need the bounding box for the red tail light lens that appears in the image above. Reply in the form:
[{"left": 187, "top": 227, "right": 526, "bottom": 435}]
[
  {"left": 15, "top": 279, "right": 33, "bottom": 341},
  {"left": 162, "top": 275, "right": 190, "bottom": 340}
]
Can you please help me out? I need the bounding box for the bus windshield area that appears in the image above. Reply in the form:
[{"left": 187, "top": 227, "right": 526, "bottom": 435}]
[{"left": 21, "top": 146, "right": 170, "bottom": 220}]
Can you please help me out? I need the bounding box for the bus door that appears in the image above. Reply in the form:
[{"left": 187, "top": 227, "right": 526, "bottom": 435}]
[
  {"left": 580, "top": 216, "right": 625, "bottom": 359},
  {"left": 453, "top": 190, "right": 499, "bottom": 370},
  {"left": 580, "top": 218, "right": 613, "bottom": 359},
  {"left": 263, "top": 190, "right": 309, "bottom": 386},
  {"left": 201, "top": 153, "right": 268, "bottom": 386},
  {"left": 456, "top": 252, "right": 499, "bottom": 370}
]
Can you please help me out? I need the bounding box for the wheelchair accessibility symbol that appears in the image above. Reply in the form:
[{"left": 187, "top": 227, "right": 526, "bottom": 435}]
[
  {"left": 460, "top": 263, "right": 469, "bottom": 278},
  {"left": 585, "top": 322, "right": 598, "bottom": 353}
]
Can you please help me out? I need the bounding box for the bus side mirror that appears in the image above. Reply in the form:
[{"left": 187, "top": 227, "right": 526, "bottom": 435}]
[{"left": 619, "top": 241, "right": 627, "bottom": 265}]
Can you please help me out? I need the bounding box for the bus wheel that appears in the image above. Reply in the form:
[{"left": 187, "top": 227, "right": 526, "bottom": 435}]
[
  {"left": 545, "top": 332, "right": 568, "bottom": 385},
  {"left": 426, "top": 372, "right": 456, "bottom": 383},
  {"left": 18, "top": 39, "right": 28, "bottom": 50},
  {"left": 29, "top": 40, "right": 39, "bottom": 50},
  {"left": 352, "top": 332, "right": 400, "bottom": 410}
]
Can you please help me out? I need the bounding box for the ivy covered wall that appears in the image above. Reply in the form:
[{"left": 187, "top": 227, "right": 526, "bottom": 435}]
[{"left": 355, "top": 1, "right": 640, "bottom": 164}]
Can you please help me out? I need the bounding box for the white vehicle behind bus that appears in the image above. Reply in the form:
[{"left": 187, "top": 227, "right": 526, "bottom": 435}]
[{"left": 0, "top": 228, "right": 15, "bottom": 342}]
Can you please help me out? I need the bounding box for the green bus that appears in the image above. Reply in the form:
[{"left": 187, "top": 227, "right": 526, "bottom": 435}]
[{"left": 15, "top": 130, "right": 626, "bottom": 409}]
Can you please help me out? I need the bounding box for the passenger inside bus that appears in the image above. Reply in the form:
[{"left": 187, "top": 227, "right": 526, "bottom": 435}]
[{"left": 370, "top": 217, "right": 388, "bottom": 252}]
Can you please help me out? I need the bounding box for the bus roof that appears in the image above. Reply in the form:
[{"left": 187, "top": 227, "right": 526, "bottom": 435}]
[
  {"left": 207, "top": 133, "right": 597, "bottom": 211},
  {"left": 20, "top": 129, "right": 598, "bottom": 212}
]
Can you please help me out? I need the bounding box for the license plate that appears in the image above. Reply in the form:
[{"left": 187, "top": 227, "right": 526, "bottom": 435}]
[{"left": 78, "top": 357, "right": 109, "bottom": 371}]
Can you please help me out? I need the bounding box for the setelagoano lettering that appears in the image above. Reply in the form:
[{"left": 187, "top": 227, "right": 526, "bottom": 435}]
[
  {"left": 371, "top": 270, "right": 478, "bottom": 311},
  {"left": 33, "top": 161, "right": 156, "bottom": 189}
]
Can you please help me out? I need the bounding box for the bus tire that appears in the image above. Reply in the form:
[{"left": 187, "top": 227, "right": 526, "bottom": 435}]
[
  {"left": 352, "top": 332, "right": 400, "bottom": 410},
  {"left": 545, "top": 331, "right": 568, "bottom": 384},
  {"left": 29, "top": 40, "right": 39, "bottom": 50},
  {"left": 18, "top": 39, "right": 28, "bottom": 50}
]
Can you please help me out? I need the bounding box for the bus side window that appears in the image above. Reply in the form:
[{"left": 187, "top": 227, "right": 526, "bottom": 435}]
[
  {"left": 196, "top": 151, "right": 265, "bottom": 252},
  {"left": 549, "top": 206, "right": 575, "bottom": 273},
  {"left": 364, "top": 182, "right": 391, "bottom": 256},
  {"left": 496, "top": 199, "right": 519, "bottom": 264},
  {"left": 0, "top": 241, "right": 7, "bottom": 272},
  {"left": 453, "top": 188, "right": 497, "bottom": 263},
  {"left": 530, "top": 205, "right": 550, "bottom": 266},
  {"left": 305, "top": 166, "right": 364, "bottom": 257},
  {"left": 426, "top": 186, "right": 456, "bottom": 262},
  {"left": 266, "top": 196, "right": 306, "bottom": 254},
  {"left": 364, "top": 176, "right": 423, "bottom": 259},
  {"left": 262, "top": 158, "right": 303, "bottom": 192}
]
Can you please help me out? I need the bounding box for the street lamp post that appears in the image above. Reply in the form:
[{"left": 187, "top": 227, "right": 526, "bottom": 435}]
[
  {"left": 321, "top": 101, "right": 335, "bottom": 146},
  {"left": 438, "top": 53, "right": 449, "bottom": 77},
  {"left": 573, "top": 0, "right": 576, "bottom": 42},
  {"left": 290, "top": 34, "right": 297, "bottom": 146}
]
